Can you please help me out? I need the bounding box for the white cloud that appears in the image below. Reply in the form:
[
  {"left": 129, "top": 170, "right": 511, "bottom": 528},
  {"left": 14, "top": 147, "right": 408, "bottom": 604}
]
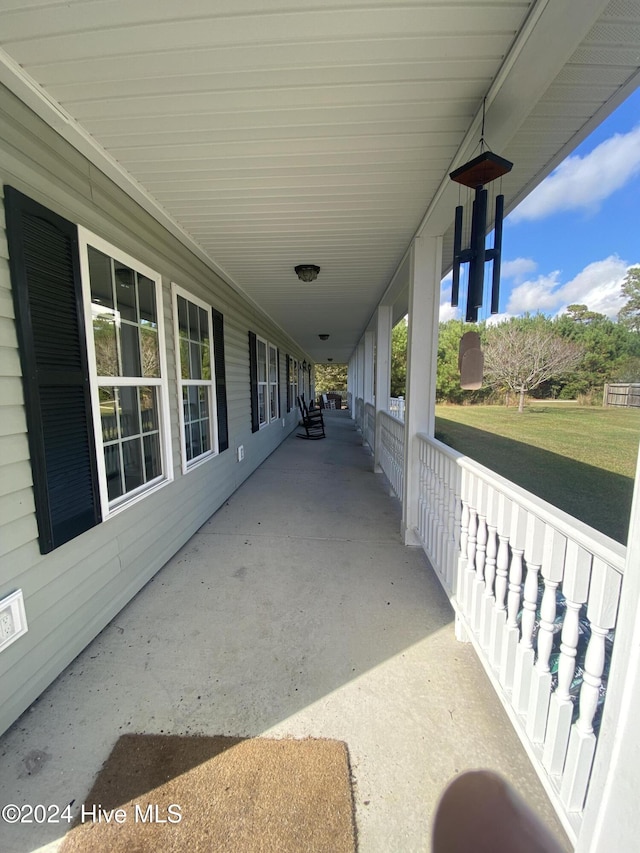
[
  {"left": 440, "top": 275, "right": 461, "bottom": 321},
  {"left": 555, "top": 257, "right": 630, "bottom": 318},
  {"left": 510, "top": 125, "right": 640, "bottom": 222},
  {"left": 486, "top": 312, "right": 515, "bottom": 326},
  {"left": 501, "top": 257, "right": 537, "bottom": 282},
  {"left": 439, "top": 301, "right": 461, "bottom": 322},
  {"left": 505, "top": 255, "right": 631, "bottom": 319},
  {"left": 506, "top": 271, "right": 563, "bottom": 314}
]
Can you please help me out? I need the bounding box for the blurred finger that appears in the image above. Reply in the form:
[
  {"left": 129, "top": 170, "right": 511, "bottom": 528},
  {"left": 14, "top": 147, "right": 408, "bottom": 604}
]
[{"left": 432, "top": 770, "right": 566, "bottom": 853}]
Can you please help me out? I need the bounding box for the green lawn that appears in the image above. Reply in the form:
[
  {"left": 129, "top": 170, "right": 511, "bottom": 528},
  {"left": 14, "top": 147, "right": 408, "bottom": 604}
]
[{"left": 434, "top": 402, "right": 640, "bottom": 544}]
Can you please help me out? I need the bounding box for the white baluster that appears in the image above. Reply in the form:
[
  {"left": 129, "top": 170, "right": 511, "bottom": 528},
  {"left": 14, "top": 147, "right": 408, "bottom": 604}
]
[
  {"left": 527, "top": 578, "right": 558, "bottom": 741},
  {"left": 472, "top": 478, "right": 488, "bottom": 632},
  {"left": 481, "top": 520, "right": 498, "bottom": 650},
  {"left": 513, "top": 515, "right": 545, "bottom": 715},
  {"left": 561, "top": 559, "right": 622, "bottom": 811},
  {"left": 450, "top": 463, "right": 463, "bottom": 597},
  {"left": 432, "top": 452, "right": 443, "bottom": 574},
  {"left": 528, "top": 527, "right": 566, "bottom": 743},
  {"left": 465, "top": 502, "right": 478, "bottom": 619},
  {"left": 489, "top": 493, "right": 511, "bottom": 670},
  {"left": 458, "top": 498, "right": 469, "bottom": 605},
  {"left": 543, "top": 541, "right": 591, "bottom": 775},
  {"left": 500, "top": 504, "right": 527, "bottom": 690},
  {"left": 418, "top": 440, "right": 427, "bottom": 543},
  {"left": 435, "top": 455, "right": 446, "bottom": 576},
  {"left": 442, "top": 459, "right": 455, "bottom": 592}
]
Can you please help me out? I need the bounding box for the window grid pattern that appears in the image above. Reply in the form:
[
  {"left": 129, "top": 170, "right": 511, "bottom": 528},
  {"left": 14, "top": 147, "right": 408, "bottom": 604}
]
[
  {"left": 176, "top": 291, "right": 216, "bottom": 466},
  {"left": 87, "top": 244, "right": 165, "bottom": 507},
  {"left": 257, "top": 337, "right": 268, "bottom": 427},
  {"left": 289, "top": 357, "right": 298, "bottom": 409},
  {"left": 269, "top": 344, "right": 278, "bottom": 421}
]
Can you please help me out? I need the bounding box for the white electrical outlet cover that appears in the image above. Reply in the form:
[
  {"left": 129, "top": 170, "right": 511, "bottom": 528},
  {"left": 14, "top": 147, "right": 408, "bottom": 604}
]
[{"left": 0, "top": 589, "right": 28, "bottom": 652}]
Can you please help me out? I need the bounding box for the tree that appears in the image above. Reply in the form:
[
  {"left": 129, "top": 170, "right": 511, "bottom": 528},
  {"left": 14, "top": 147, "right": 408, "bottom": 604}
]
[
  {"left": 314, "top": 363, "right": 347, "bottom": 392},
  {"left": 390, "top": 318, "right": 408, "bottom": 397},
  {"left": 553, "top": 308, "right": 640, "bottom": 399},
  {"left": 483, "top": 317, "right": 584, "bottom": 412},
  {"left": 565, "top": 303, "right": 605, "bottom": 324},
  {"left": 618, "top": 267, "right": 640, "bottom": 331}
]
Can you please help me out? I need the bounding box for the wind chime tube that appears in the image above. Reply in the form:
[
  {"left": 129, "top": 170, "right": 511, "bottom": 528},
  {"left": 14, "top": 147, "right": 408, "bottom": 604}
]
[
  {"left": 491, "top": 194, "right": 504, "bottom": 314},
  {"left": 467, "top": 186, "right": 488, "bottom": 322},
  {"left": 451, "top": 205, "right": 463, "bottom": 307}
]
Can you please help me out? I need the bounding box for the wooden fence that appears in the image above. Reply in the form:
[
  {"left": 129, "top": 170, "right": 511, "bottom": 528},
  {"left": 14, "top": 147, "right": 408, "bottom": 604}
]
[{"left": 603, "top": 383, "right": 640, "bottom": 407}]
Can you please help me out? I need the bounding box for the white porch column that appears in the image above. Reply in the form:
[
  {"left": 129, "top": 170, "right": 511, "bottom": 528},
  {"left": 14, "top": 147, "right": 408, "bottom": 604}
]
[
  {"left": 354, "top": 338, "right": 365, "bottom": 430},
  {"left": 402, "top": 235, "right": 442, "bottom": 546},
  {"left": 347, "top": 353, "right": 356, "bottom": 411},
  {"left": 364, "top": 330, "right": 375, "bottom": 405},
  {"left": 576, "top": 447, "right": 640, "bottom": 852},
  {"left": 374, "top": 305, "right": 392, "bottom": 473}
]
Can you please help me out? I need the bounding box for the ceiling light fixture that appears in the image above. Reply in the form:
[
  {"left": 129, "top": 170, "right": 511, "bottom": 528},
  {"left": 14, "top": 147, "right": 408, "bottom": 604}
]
[
  {"left": 318, "top": 334, "right": 330, "bottom": 340},
  {"left": 295, "top": 264, "right": 320, "bottom": 282}
]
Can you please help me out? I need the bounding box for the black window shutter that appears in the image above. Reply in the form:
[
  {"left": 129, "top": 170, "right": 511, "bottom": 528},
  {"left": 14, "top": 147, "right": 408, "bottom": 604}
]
[
  {"left": 4, "top": 186, "right": 100, "bottom": 553},
  {"left": 211, "top": 308, "right": 228, "bottom": 452},
  {"left": 248, "top": 330, "right": 259, "bottom": 433},
  {"left": 286, "top": 354, "right": 291, "bottom": 413}
]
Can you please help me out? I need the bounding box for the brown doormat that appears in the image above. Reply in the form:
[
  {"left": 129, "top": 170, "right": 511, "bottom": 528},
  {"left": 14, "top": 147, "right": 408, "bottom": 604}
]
[{"left": 60, "top": 733, "right": 357, "bottom": 853}]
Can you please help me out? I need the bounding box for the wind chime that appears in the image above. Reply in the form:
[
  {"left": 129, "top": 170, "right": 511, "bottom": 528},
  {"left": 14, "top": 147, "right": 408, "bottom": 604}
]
[{"left": 449, "top": 102, "right": 513, "bottom": 388}]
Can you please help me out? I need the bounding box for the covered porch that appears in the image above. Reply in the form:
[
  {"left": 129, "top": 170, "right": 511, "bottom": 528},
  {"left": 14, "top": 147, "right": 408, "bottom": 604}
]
[
  {"left": 0, "top": 410, "right": 569, "bottom": 852},
  {"left": 1, "top": 2, "right": 640, "bottom": 851}
]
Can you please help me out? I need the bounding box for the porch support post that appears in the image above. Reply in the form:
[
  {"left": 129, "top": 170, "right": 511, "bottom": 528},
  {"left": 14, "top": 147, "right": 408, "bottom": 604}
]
[
  {"left": 347, "top": 352, "right": 356, "bottom": 413},
  {"left": 374, "top": 305, "right": 392, "bottom": 473},
  {"left": 364, "top": 330, "right": 375, "bottom": 405},
  {"left": 402, "top": 235, "right": 442, "bottom": 546},
  {"left": 576, "top": 448, "right": 640, "bottom": 852},
  {"left": 355, "top": 338, "right": 365, "bottom": 430}
]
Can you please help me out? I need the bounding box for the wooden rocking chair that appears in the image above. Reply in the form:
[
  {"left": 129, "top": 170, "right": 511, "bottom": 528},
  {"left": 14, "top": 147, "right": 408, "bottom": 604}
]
[{"left": 297, "top": 395, "right": 325, "bottom": 439}]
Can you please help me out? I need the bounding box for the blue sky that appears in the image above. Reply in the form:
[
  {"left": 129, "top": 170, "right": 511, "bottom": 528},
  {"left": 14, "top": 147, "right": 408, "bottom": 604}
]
[{"left": 440, "top": 85, "right": 640, "bottom": 323}]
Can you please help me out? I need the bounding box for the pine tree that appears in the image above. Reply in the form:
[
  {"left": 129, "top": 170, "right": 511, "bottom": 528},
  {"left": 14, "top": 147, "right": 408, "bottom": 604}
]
[{"left": 618, "top": 267, "right": 640, "bottom": 332}]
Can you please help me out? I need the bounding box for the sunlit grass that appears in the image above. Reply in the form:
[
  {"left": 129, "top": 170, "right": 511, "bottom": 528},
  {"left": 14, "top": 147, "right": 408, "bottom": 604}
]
[{"left": 435, "top": 402, "right": 640, "bottom": 543}]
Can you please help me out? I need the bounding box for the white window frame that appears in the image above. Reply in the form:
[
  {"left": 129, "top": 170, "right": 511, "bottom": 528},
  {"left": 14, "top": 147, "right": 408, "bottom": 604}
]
[
  {"left": 299, "top": 360, "right": 306, "bottom": 400},
  {"left": 269, "top": 343, "right": 279, "bottom": 422},
  {"left": 290, "top": 357, "right": 298, "bottom": 408},
  {"left": 256, "top": 335, "right": 268, "bottom": 428},
  {"left": 172, "top": 283, "right": 219, "bottom": 473},
  {"left": 79, "top": 227, "right": 173, "bottom": 518}
]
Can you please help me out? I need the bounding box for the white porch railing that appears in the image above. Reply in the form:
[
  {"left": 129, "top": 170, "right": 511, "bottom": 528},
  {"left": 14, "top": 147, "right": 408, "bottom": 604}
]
[
  {"left": 364, "top": 402, "right": 376, "bottom": 451},
  {"left": 416, "top": 433, "right": 625, "bottom": 846},
  {"left": 378, "top": 410, "right": 405, "bottom": 500},
  {"left": 388, "top": 395, "right": 405, "bottom": 421},
  {"left": 351, "top": 397, "right": 627, "bottom": 846},
  {"left": 354, "top": 396, "right": 364, "bottom": 432}
]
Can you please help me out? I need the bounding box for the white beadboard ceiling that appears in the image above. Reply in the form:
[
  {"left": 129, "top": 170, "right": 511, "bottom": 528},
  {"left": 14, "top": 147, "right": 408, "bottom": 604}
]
[{"left": 1, "top": 0, "right": 639, "bottom": 363}]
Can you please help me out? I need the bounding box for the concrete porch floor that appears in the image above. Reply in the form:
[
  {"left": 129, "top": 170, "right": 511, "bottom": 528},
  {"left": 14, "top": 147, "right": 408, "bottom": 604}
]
[{"left": 0, "top": 410, "right": 571, "bottom": 853}]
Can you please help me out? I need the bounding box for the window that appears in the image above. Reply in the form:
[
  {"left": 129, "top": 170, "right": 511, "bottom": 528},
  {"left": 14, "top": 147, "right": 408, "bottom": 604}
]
[
  {"left": 6, "top": 188, "right": 230, "bottom": 553},
  {"left": 289, "top": 356, "right": 298, "bottom": 409},
  {"left": 173, "top": 285, "right": 218, "bottom": 470},
  {"left": 79, "top": 228, "right": 172, "bottom": 514},
  {"left": 257, "top": 337, "right": 268, "bottom": 428},
  {"left": 269, "top": 344, "right": 279, "bottom": 421},
  {"left": 248, "top": 332, "right": 279, "bottom": 432}
]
